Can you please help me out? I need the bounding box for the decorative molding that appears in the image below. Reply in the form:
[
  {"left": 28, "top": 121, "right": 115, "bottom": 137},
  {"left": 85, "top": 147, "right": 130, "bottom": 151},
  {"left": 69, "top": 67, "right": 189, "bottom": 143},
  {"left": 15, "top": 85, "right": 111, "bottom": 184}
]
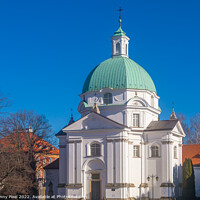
[
  {"left": 66, "top": 183, "right": 83, "bottom": 188},
  {"left": 57, "top": 183, "right": 83, "bottom": 188},
  {"left": 107, "top": 139, "right": 129, "bottom": 143},
  {"left": 57, "top": 183, "right": 66, "bottom": 188},
  {"left": 59, "top": 145, "right": 66, "bottom": 148},
  {"left": 160, "top": 182, "right": 175, "bottom": 187},
  {"left": 178, "top": 144, "right": 183, "bottom": 147},
  {"left": 106, "top": 183, "right": 135, "bottom": 188},
  {"left": 128, "top": 141, "right": 134, "bottom": 144},
  {"left": 140, "top": 183, "right": 149, "bottom": 188},
  {"left": 67, "top": 140, "right": 82, "bottom": 144},
  {"left": 140, "top": 142, "right": 148, "bottom": 145},
  {"left": 161, "top": 141, "right": 174, "bottom": 144}
]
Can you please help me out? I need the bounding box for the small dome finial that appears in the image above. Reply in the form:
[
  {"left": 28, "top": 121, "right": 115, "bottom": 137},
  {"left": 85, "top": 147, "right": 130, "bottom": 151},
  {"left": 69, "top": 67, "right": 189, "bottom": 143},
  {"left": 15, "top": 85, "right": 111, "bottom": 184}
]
[
  {"left": 169, "top": 102, "right": 177, "bottom": 120},
  {"left": 118, "top": 6, "right": 123, "bottom": 27},
  {"left": 68, "top": 108, "right": 75, "bottom": 125}
]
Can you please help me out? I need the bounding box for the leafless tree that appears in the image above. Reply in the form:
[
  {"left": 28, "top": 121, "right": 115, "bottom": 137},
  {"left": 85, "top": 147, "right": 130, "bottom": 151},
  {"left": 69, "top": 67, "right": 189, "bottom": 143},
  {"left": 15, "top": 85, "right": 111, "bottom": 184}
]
[
  {"left": 178, "top": 113, "right": 200, "bottom": 144},
  {"left": 0, "top": 110, "right": 53, "bottom": 196},
  {"left": 0, "top": 94, "right": 9, "bottom": 115}
]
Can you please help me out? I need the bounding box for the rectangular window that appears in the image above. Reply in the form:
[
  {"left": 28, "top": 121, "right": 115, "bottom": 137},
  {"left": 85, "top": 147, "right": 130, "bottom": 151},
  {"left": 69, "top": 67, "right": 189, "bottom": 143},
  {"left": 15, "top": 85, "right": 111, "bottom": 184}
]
[
  {"left": 91, "top": 143, "right": 101, "bottom": 156},
  {"left": 151, "top": 146, "right": 159, "bottom": 157},
  {"left": 133, "top": 145, "right": 140, "bottom": 157},
  {"left": 133, "top": 114, "right": 139, "bottom": 127},
  {"left": 174, "top": 146, "right": 177, "bottom": 159}
]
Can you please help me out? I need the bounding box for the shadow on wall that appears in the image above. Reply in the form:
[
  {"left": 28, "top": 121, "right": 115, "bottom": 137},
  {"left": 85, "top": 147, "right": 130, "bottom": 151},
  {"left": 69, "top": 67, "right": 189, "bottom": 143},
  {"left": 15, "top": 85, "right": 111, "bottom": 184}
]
[{"left": 173, "top": 164, "right": 182, "bottom": 198}]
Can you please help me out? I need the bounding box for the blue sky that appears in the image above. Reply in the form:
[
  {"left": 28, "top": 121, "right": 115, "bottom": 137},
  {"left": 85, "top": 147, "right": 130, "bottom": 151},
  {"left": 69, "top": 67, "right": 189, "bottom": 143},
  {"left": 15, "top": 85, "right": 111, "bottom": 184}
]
[{"left": 0, "top": 0, "right": 199, "bottom": 136}]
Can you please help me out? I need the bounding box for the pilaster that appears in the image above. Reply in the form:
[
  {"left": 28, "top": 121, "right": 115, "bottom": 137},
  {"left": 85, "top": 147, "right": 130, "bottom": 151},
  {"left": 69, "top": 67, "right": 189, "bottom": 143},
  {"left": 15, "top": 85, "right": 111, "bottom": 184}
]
[{"left": 161, "top": 139, "right": 175, "bottom": 199}]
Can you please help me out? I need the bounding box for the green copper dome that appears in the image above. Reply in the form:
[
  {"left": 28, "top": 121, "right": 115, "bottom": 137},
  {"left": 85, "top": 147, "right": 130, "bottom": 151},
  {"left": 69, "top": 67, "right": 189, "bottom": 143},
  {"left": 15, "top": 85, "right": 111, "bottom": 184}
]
[{"left": 82, "top": 56, "right": 156, "bottom": 94}]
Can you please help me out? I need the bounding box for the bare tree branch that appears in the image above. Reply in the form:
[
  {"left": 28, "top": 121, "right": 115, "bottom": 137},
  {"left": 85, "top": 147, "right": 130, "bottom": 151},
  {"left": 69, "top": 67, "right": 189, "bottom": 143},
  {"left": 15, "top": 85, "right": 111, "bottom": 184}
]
[
  {"left": 0, "top": 110, "right": 53, "bottom": 195},
  {"left": 178, "top": 113, "right": 200, "bottom": 144}
]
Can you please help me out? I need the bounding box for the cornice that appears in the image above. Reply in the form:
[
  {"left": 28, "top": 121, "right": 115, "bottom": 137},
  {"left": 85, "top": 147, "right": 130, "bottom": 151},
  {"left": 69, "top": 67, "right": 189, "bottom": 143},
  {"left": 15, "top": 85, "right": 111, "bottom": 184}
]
[
  {"left": 106, "top": 183, "right": 135, "bottom": 188},
  {"left": 107, "top": 138, "right": 129, "bottom": 143},
  {"left": 67, "top": 140, "right": 82, "bottom": 144},
  {"left": 161, "top": 141, "right": 174, "bottom": 144},
  {"left": 160, "top": 182, "right": 175, "bottom": 187},
  {"left": 140, "top": 142, "right": 148, "bottom": 145},
  {"left": 140, "top": 183, "right": 149, "bottom": 188},
  {"left": 57, "top": 183, "right": 83, "bottom": 188}
]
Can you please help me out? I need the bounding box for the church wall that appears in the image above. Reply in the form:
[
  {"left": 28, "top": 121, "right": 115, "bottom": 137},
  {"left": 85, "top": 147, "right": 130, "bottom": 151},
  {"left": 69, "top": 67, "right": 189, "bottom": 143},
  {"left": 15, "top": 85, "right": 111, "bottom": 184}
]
[
  {"left": 100, "top": 108, "right": 125, "bottom": 125},
  {"left": 171, "top": 135, "right": 183, "bottom": 197},
  {"left": 57, "top": 122, "right": 184, "bottom": 199},
  {"left": 126, "top": 108, "right": 158, "bottom": 128},
  {"left": 76, "top": 142, "right": 82, "bottom": 183},
  {"left": 84, "top": 89, "right": 126, "bottom": 107},
  {"left": 81, "top": 89, "right": 159, "bottom": 111},
  {"left": 146, "top": 132, "right": 165, "bottom": 199},
  {"left": 45, "top": 169, "right": 59, "bottom": 198},
  {"left": 126, "top": 90, "right": 159, "bottom": 110},
  {"left": 99, "top": 106, "right": 158, "bottom": 128},
  {"left": 65, "top": 131, "right": 121, "bottom": 199},
  {"left": 194, "top": 166, "right": 200, "bottom": 197},
  {"left": 59, "top": 136, "right": 67, "bottom": 185}
]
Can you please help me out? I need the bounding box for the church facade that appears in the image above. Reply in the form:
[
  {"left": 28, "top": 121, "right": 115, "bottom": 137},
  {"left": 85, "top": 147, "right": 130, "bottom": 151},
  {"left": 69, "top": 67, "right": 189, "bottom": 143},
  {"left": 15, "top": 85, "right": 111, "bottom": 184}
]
[{"left": 56, "top": 17, "right": 185, "bottom": 200}]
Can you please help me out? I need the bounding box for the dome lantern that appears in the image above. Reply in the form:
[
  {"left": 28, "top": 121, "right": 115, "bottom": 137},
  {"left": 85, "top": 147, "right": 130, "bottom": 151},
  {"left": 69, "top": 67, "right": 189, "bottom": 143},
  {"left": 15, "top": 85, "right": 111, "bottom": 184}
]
[{"left": 111, "top": 16, "right": 130, "bottom": 58}]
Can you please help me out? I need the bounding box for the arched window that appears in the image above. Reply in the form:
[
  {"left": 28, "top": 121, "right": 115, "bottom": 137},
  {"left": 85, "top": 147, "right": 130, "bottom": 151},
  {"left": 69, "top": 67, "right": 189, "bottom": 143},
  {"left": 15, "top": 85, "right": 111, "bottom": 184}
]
[
  {"left": 103, "top": 93, "right": 112, "bottom": 104},
  {"left": 125, "top": 44, "right": 128, "bottom": 55},
  {"left": 91, "top": 143, "right": 101, "bottom": 156},
  {"left": 116, "top": 43, "right": 120, "bottom": 54},
  {"left": 174, "top": 146, "right": 177, "bottom": 159},
  {"left": 151, "top": 145, "right": 159, "bottom": 157}
]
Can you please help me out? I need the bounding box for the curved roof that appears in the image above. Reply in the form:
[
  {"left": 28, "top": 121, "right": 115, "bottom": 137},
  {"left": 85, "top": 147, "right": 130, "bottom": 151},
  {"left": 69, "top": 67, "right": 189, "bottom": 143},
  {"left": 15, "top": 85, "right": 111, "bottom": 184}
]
[{"left": 82, "top": 56, "right": 156, "bottom": 94}]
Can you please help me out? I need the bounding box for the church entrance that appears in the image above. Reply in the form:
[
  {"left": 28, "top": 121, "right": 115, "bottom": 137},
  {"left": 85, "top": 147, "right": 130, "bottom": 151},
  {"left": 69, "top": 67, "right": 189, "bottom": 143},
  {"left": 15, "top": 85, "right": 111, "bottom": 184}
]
[{"left": 90, "top": 173, "right": 101, "bottom": 200}]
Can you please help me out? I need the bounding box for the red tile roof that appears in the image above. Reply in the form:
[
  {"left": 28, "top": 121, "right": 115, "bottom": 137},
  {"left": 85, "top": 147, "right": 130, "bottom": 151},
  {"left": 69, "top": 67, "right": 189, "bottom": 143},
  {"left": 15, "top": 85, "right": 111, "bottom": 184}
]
[
  {"left": 0, "top": 132, "right": 59, "bottom": 155},
  {"left": 182, "top": 144, "right": 200, "bottom": 166}
]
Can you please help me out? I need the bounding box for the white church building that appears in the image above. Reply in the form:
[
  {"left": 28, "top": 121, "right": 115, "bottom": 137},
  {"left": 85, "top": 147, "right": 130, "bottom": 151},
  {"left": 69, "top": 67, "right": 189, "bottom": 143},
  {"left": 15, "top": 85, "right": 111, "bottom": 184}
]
[{"left": 48, "top": 16, "right": 186, "bottom": 200}]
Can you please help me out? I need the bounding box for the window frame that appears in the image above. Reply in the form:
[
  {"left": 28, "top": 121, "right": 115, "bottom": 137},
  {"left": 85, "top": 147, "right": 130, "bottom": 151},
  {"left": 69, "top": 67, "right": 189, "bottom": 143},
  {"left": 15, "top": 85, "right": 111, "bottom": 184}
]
[
  {"left": 116, "top": 42, "right": 120, "bottom": 54},
  {"left": 151, "top": 145, "right": 159, "bottom": 157},
  {"left": 90, "top": 142, "right": 101, "bottom": 157},
  {"left": 174, "top": 146, "right": 177, "bottom": 159},
  {"left": 133, "top": 145, "right": 140, "bottom": 157},
  {"left": 133, "top": 114, "right": 140, "bottom": 127},
  {"left": 103, "top": 93, "right": 113, "bottom": 104}
]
